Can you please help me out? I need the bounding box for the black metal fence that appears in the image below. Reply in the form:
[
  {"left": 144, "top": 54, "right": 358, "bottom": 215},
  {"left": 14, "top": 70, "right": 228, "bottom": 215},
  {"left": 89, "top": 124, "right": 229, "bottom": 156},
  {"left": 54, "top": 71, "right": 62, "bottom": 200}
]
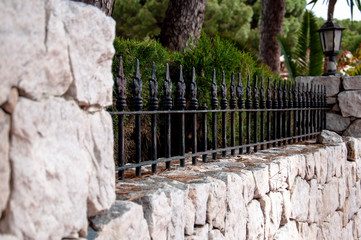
[{"left": 111, "top": 58, "right": 328, "bottom": 179}]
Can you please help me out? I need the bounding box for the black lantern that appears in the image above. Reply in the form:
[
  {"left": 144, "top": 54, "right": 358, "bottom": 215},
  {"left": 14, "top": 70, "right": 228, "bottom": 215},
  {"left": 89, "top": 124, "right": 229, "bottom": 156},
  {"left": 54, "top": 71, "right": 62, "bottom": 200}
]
[{"left": 317, "top": 14, "right": 345, "bottom": 76}]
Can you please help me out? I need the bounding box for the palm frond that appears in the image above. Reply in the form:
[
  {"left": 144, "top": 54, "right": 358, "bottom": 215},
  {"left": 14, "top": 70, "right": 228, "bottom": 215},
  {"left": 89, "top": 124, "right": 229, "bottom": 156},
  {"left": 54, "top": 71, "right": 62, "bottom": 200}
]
[
  {"left": 278, "top": 36, "right": 296, "bottom": 81},
  {"left": 308, "top": 11, "right": 323, "bottom": 76}
]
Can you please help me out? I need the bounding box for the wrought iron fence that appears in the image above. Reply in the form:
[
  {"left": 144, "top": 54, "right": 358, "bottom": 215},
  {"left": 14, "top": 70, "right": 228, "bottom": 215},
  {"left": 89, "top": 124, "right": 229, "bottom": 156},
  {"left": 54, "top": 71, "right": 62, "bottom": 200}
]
[{"left": 110, "top": 57, "right": 328, "bottom": 179}]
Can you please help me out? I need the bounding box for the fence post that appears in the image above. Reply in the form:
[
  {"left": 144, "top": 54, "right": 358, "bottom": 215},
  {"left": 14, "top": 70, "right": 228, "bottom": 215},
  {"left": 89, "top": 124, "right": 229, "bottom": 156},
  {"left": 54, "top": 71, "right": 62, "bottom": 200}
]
[
  {"left": 132, "top": 59, "right": 143, "bottom": 176},
  {"left": 163, "top": 63, "right": 173, "bottom": 170},
  {"left": 260, "top": 77, "right": 265, "bottom": 150},
  {"left": 149, "top": 62, "right": 159, "bottom": 173},
  {"left": 253, "top": 76, "right": 259, "bottom": 152},
  {"left": 283, "top": 80, "right": 288, "bottom": 145},
  {"left": 115, "top": 56, "right": 127, "bottom": 179},
  {"left": 278, "top": 79, "right": 283, "bottom": 146},
  {"left": 236, "top": 73, "right": 244, "bottom": 154},
  {"left": 221, "top": 71, "right": 228, "bottom": 157},
  {"left": 211, "top": 69, "right": 218, "bottom": 160},
  {"left": 273, "top": 79, "right": 278, "bottom": 147},
  {"left": 246, "top": 75, "right": 251, "bottom": 153},
  {"left": 230, "top": 72, "right": 237, "bottom": 156},
  {"left": 266, "top": 78, "right": 272, "bottom": 149},
  {"left": 175, "top": 65, "right": 186, "bottom": 167},
  {"left": 190, "top": 67, "right": 199, "bottom": 164}
]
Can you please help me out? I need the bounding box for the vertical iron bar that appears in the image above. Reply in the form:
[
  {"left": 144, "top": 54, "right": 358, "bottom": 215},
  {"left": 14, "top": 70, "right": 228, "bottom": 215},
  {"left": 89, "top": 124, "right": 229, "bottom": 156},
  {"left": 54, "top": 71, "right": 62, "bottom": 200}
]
[
  {"left": 221, "top": 71, "right": 228, "bottom": 157},
  {"left": 132, "top": 59, "right": 143, "bottom": 177},
  {"left": 230, "top": 73, "right": 237, "bottom": 156},
  {"left": 273, "top": 79, "right": 278, "bottom": 147},
  {"left": 211, "top": 70, "right": 219, "bottom": 160},
  {"left": 293, "top": 83, "right": 298, "bottom": 143},
  {"left": 306, "top": 83, "right": 310, "bottom": 140},
  {"left": 149, "top": 62, "right": 159, "bottom": 173},
  {"left": 190, "top": 67, "right": 199, "bottom": 164},
  {"left": 298, "top": 83, "right": 303, "bottom": 142},
  {"left": 310, "top": 83, "right": 315, "bottom": 138},
  {"left": 278, "top": 79, "right": 283, "bottom": 146},
  {"left": 202, "top": 103, "right": 208, "bottom": 162},
  {"left": 288, "top": 81, "right": 293, "bottom": 144},
  {"left": 302, "top": 83, "right": 307, "bottom": 141},
  {"left": 260, "top": 77, "right": 266, "bottom": 150},
  {"left": 175, "top": 65, "right": 186, "bottom": 167},
  {"left": 115, "top": 56, "right": 127, "bottom": 179},
  {"left": 163, "top": 63, "right": 173, "bottom": 170},
  {"left": 237, "top": 73, "right": 244, "bottom": 154},
  {"left": 253, "top": 76, "right": 259, "bottom": 152},
  {"left": 266, "top": 78, "right": 272, "bottom": 149},
  {"left": 317, "top": 85, "right": 321, "bottom": 132},
  {"left": 246, "top": 75, "right": 252, "bottom": 153},
  {"left": 323, "top": 85, "right": 327, "bottom": 130},
  {"left": 283, "top": 80, "right": 288, "bottom": 145}
]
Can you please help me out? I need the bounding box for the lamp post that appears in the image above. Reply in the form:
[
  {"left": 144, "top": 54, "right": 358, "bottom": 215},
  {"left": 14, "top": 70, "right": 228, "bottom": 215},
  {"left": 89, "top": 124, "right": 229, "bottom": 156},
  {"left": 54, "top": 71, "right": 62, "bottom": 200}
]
[{"left": 317, "top": 14, "right": 345, "bottom": 76}]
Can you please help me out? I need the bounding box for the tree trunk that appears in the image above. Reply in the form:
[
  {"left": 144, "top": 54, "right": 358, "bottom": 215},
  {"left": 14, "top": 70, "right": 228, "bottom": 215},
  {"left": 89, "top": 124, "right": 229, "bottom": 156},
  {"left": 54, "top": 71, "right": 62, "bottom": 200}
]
[
  {"left": 160, "top": 0, "right": 207, "bottom": 52},
  {"left": 259, "top": 0, "right": 286, "bottom": 74},
  {"left": 71, "top": 0, "right": 115, "bottom": 16}
]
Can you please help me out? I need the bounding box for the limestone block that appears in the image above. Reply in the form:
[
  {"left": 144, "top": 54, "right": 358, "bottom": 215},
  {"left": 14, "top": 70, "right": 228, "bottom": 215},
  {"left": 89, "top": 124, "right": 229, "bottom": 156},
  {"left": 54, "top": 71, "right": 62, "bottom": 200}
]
[
  {"left": 327, "top": 96, "right": 337, "bottom": 105},
  {"left": 334, "top": 144, "right": 347, "bottom": 178},
  {"left": 326, "top": 112, "right": 351, "bottom": 132},
  {"left": 314, "top": 149, "right": 327, "bottom": 184},
  {"left": 0, "top": 0, "right": 71, "bottom": 104},
  {"left": 343, "top": 120, "right": 361, "bottom": 138},
  {"left": 135, "top": 190, "right": 172, "bottom": 240},
  {"left": 185, "top": 224, "right": 209, "bottom": 240},
  {"left": 208, "top": 229, "right": 226, "bottom": 240},
  {"left": 344, "top": 137, "right": 361, "bottom": 161},
  {"left": 321, "top": 211, "right": 342, "bottom": 240},
  {"left": 317, "top": 130, "right": 343, "bottom": 145},
  {"left": 322, "top": 178, "right": 339, "bottom": 219},
  {"left": 349, "top": 187, "right": 359, "bottom": 220},
  {"left": 238, "top": 170, "right": 255, "bottom": 205},
  {"left": 296, "top": 76, "right": 341, "bottom": 97},
  {"left": 273, "top": 221, "right": 299, "bottom": 240},
  {"left": 188, "top": 181, "right": 211, "bottom": 225},
  {"left": 89, "top": 201, "right": 150, "bottom": 240},
  {"left": 338, "top": 177, "right": 347, "bottom": 214},
  {"left": 343, "top": 76, "right": 361, "bottom": 90},
  {"left": 61, "top": 1, "right": 115, "bottom": 108},
  {"left": 354, "top": 211, "right": 361, "bottom": 238},
  {"left": 246, "top": 200, "right": 264, "bottom": 240},
  {"left": 338, "top": 90, "right": 361, "bottom": 118},
  {"left": 290, "top": 177, "right": 310, "bottom": 222},
  {"left": 269, "top": 161, "right": 288, "bottom": 191},
  {"left": 304, "top": 153, "right": 315, "bottom": 180},
  {"left": 0, "top": 110, "right": 10, "bottom": 218},
  {"left": 206, "top": 178, "right": 226, "bottom": 232},
  {"left": 268, "top": 192, "right": 283, "bottom": 239},
  {"left": 185, "top": 195, "right": 196, "bottom": 235},
  {"left": 161, "top": 183, "right": 187, "bottom": 240},
  {"left": 259, "top": 195, "right": 271, "bottom": 240},
  {"left": 86, "top": 109, "right": 115, "bottom": 217},
  {"left": 325, "top": 146, "right": 336, "bottom": 183},
  {"left": 252, "top": 165, "right": 269, "bottom": 198},
  {"left": 341, "top": 221, "right": 353, "bottom": 240},
  {"left": 0, "top": 97, "right": 94, "bottom": 239},
  {"left": 345, "top": 162, "right": 357, "bottom": 196},
  {"left": 308, "top": 179, "right": 319, "bottom": 224},
  {"left": 217, "top": 172, "right": 247, "bottom": 240},
  {"left": 281, "top": 190, "right": 291, "bottom": 225},
  {"left": 297, "top": 222, "right": 318, "bottom": 240},
  {"left": 331, "top": 103, "right": 341, "bottom": 112}
]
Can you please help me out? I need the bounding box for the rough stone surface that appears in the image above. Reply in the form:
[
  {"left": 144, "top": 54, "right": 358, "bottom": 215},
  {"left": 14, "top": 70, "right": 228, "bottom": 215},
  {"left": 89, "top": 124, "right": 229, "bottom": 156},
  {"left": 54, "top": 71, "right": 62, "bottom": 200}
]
[
  {"left": 322, "top": 178, "right": 339, "bottom": 219},
  {"left": 0, "top": 97, "right": 114, "bottom": 239},
  {"left": 327, "top": 96, "right": 337, "bottom": 105},
  {"left": 320, "top": 211, "right": 342, "bottom": 240},
  {"left": 0, "top": 110, "right": 10, "bottom": 218},
  {"left": 89, "top": 201, "right": 150, "bottom": 240},
  {"left": 252, "top": 166, "right": 269, "bottom": 198},
  {"left": 0, "top": 0, "right": 115, "bottom": 108},
  {"left": 206, "top": 178, "right": 226, "bottom": 231},
  {"left": 343, "top": 76, "right": 361, "bottom": 90},
  {"left": 326, "top": 112, "right": 351, "bottom": 132},
  {"left": 247, "top": 200, "right": 264, "bottom": 240},
  {"left": 297, "top": 222, "right": 318, "bottom": 240},
  {"left": 344, "top": 120, "right": 361, "bottom": 138},
  {"left": 0, "top": 235, "right": 19, "bottom": 240},
  {"left": 1, "top": 88, "right": 18, "bottom": 114},
  {"left": 290, "top": 177, "right": 310, "bottom": 221},
  {"left": 295, "top": 76, "right": 341, "bottom": 97},
  {"left": 345, "top": 137, "right": 361, "bottom": 161},
  {"left": 338, "top": 90, "right": 361, "bottom": 118},
  {"left": 188, "top": 181, "right": 211, "bottom": 225},
  {"left": 273, "top": 221, "right": 299, "bottom": 240},
  {"left": 208, "top": 229, "right": 225, "bottom": 240},
  {"left": 317, "top": 130, "right": 343, "bottom": 145}
]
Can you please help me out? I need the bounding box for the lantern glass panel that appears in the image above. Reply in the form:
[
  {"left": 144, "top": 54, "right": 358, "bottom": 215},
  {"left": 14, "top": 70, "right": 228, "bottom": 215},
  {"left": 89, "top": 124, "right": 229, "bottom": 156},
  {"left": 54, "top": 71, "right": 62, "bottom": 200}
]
[
  {"left": 319, "top": 32, "right": 326, "bottom": 52},
  {"left": 334, "top": 29, "right": 342, "bottom": 52},
  {"left": 325, "top": 30, "right": 334, "bottom": 52}
]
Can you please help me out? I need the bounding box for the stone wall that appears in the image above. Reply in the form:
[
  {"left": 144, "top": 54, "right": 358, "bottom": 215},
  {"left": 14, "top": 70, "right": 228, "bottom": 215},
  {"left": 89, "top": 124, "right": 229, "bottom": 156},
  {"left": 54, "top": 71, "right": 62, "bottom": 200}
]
[
  {"left": 91, "top": 133, "right": 361, "bottom": 240},
  {"left": 0, "top": 1, "right": 115, "bottom": 239},
  {"left": 296, "top": 76, "right": 361, "bottom": 138}
]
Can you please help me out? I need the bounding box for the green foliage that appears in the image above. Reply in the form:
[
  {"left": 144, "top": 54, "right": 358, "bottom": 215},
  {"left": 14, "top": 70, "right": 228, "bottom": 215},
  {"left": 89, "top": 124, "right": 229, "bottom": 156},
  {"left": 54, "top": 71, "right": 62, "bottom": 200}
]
[
  {"left": 279, "top": 10, "right": 323, "bottom": 80},
  {"left": 112, "top": 0, "right": 168, "bottom": 40}
]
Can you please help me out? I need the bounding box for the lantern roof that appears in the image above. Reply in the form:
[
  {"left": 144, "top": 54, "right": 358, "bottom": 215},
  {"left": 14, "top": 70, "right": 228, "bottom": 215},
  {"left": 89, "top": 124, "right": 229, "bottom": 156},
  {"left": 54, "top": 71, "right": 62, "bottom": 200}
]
[{"left": 317, "top": 14, "right": 345, "bottom": 32}]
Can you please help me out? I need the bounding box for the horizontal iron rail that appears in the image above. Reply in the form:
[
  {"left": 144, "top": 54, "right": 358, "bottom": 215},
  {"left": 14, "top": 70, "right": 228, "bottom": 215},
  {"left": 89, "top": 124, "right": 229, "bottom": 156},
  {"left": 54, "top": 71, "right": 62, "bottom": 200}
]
[
  {"left": 115, "top": 132, "right": 320, "bottom": 172},
  {"left": 110, "top": 107, "right": 328, "bottom": 115}
]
